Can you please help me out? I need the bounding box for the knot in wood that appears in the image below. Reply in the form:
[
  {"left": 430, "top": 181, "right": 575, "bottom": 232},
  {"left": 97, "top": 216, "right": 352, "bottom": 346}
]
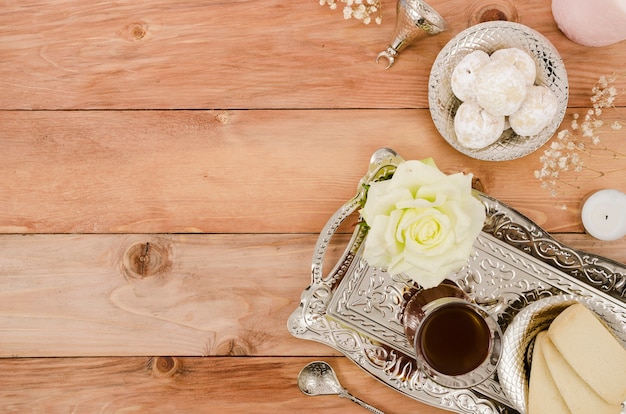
[
  {"left": 467, "top": 1, "right": 519, "bottom": 25},
  {"left": 214, "top": 338, "right": 251, "bottom": 356},
  {"left": 122, "top": 22, "right": 148, "bottom": 41},
  {"left": 152, "top": 356, "right": 180, "bottom": 378},
  {"left": 123, "top": 241, "right": 171, "bottom": 279},
  {"left": 472, "top": 176, "right": 486, "bottom": 193}
]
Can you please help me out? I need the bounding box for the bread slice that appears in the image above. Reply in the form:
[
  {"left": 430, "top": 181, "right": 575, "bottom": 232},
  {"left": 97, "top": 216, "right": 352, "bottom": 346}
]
[
  {"left": 541, "top": 334, "right": 618, "bottom": 414},
  {"left": 527, "top": 331, "right": 570, "bottom": 414},
  {"left": 548, "top": 303, "right": 626, "bottom": 405}
]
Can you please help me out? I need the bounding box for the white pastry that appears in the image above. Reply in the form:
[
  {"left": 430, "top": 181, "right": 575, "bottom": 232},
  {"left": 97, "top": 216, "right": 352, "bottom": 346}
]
[
  {"left": 491, "top": 47, "right": 537, "bottom": 86},
  {"left": 509, "top": 85, "right": 558, "bottom": 136},
  {"left": 474, "top": 61, "right": 528, "bottom": 116},
  {"left": 454, "top": 101, "right": 505, "bottom": 149},
  {"left": 527, "top": 332, "right": 571, "bottom": 414},
  {"left": 548, "top": 303, "right": 626, "bottom": 406},
  {"left": 451, "top": 50, "right": 491, "bottom": 101},
  {"left": 541, "top": 333, "right": 619, "bottom": 414}
]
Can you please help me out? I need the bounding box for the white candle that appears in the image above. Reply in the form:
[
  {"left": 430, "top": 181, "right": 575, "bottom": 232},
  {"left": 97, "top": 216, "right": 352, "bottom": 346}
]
[{"left": 581, "top": 189, "right": 626, "bottom": 241}]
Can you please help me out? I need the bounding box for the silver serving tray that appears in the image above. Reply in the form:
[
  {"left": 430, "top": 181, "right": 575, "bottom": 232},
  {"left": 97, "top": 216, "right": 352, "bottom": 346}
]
[{"left": 288, "top": 148, "right": 626, "bottom": 414}]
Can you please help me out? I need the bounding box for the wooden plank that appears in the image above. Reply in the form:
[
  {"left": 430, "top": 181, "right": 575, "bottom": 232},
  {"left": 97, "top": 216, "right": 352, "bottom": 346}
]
[
  {"left": 0, "top": 356, "right": 448, "bottom": 413},
  {"left": 1, "top": 233, "right": 624, "bottom": 357},
  {"left": 0, "top": 0, "right": 624, "bottom": 110},
  {"left": 1, "top": 108, "right": 625, "bottom": 234},
  {"left": 0, "top": 233, "right": 346, "bottom": 357}
]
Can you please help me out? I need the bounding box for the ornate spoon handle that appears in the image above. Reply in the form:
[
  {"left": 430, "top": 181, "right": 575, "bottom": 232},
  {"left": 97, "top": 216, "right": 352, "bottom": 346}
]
[{"left": 339, "top": 390, "right": 385, "bottom": 414}]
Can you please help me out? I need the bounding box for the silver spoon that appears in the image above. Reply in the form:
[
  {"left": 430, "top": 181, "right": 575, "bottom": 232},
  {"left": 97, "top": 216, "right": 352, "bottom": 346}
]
[{"left": 297, "top": 361, "right": 385, "bottom": 414}]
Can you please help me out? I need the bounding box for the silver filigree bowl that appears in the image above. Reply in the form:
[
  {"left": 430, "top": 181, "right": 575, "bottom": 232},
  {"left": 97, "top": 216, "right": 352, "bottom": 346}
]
[
  {"left": 497, "top": 294, "right": 626, "bottom": 413},
  {"left": 428, "top": 21, "right": 569, "bottom": 161}
]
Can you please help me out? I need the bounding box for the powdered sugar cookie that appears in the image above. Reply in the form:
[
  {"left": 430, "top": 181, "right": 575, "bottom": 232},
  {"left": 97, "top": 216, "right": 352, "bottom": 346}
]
[
  {"left": 451, "top": 50, "right": 491, "bottom": 101},
  {"left": 509, "top": 85, "right": 558, "bottom": 136},
  {"left": 474, "top": 61, "right": 528, "bottom": 116},
  {"left": 491, "top": 48, "right": 537, "bottom": 86},
  {"left": 454, "top": 101, "right": 505, "bottom": 149}
]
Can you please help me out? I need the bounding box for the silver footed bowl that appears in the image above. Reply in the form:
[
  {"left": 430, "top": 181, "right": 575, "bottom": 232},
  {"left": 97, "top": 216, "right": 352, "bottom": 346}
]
[
  {"left": 497, "top": 294, "right": 626, "bottom": 413},
  {"left": 428, "top": 21, "right": 569, "bottom": 161}
]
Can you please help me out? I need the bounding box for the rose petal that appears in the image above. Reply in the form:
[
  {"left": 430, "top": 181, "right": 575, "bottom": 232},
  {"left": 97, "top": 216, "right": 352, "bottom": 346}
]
[{"left": 360, "top": 159, "right": 486, "bottom": 288}]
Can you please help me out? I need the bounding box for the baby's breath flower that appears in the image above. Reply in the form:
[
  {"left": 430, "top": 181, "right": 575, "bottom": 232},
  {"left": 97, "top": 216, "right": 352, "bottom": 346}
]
[
  {"left": 343, "top": 5, "right": 352, "bottom": 18},
  {"left": 535, "top": 73, "right": 625, "bottom": 197},
  {"left": 322, "top": 0, "right": 382, "bottom": 24}
]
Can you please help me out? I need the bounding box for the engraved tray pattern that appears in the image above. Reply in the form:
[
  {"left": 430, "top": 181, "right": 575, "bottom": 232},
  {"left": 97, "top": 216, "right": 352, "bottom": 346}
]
[{"left": 288, "top": 148, "right": 626, "bottom": 413}]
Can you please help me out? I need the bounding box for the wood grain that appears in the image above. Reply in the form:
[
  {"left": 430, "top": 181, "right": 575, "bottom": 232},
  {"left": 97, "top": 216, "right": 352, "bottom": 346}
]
[
  {"left": 0, "top": 356, "right": 448, "bottom": 413},
  {"left": 1, "top": 233, "right": 624, "bottom": 358},
  {"left": 1, "top": 108, "right": 625, "bottom": 234},
  {"left": 0, "top": 233, "right": 334, "bottom": 357},
  {"left": 1, "top": 0, "right": 625, "bottom": 412},
  {"left": 0, "top": 0, "right": 624, "bottom": 110}
]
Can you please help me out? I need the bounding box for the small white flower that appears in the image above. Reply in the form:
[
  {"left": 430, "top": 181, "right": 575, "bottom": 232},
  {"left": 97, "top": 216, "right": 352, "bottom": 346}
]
[
  {"left": 321, "top": 0, "right": 382, "bottom": 24},
  {"left": 557, "top": 130, "right": 570, "bottom": 139},
  {"left": 533, "top": 72, "right": 623, "bottom": 196}
]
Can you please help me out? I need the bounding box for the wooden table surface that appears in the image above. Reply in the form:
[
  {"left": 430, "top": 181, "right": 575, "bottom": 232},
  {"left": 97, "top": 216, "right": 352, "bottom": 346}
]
[{"left": 1, "top": 0, "right": 625, "bottom": 412}]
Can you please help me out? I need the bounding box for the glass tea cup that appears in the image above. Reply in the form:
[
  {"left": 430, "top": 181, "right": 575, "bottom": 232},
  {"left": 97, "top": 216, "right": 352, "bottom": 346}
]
[{"left": 402, "top": 280, "right": 502, "bottom": 388}]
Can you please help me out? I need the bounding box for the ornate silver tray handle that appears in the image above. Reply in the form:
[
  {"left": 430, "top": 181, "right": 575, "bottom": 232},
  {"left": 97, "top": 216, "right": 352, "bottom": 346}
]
[{"left": 288, "top": 148, "right": 626, "bottom": 414}]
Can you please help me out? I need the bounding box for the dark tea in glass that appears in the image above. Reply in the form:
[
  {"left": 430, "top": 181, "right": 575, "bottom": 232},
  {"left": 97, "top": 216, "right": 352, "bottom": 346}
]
[
  {"left": 403, "top": 280, "right": 502, "bottom": 388},
  {"left": 417, "top": 302, "right": 491, "bottom": 376}
]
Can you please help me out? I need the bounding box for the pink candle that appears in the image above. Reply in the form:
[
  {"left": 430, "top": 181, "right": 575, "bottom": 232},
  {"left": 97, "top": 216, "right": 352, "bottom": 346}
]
[{"left": 552, "top": 0, "right": 626, "bottom": 47}]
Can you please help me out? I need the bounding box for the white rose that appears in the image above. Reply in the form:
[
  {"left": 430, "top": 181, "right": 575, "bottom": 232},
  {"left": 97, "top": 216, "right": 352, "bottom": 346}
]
[{"left": 360, "top": 159, "right": 486, "bottom": 288}]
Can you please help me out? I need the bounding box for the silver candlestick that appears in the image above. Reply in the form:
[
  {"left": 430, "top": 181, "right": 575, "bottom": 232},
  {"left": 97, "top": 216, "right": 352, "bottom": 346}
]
[{"left": 377, "top": 0, "right": 447, "bottom": 69}]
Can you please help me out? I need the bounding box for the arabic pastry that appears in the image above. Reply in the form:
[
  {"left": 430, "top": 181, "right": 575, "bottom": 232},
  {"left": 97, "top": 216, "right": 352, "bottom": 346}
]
[
  {"left": 451, "top": 50, "right": 491, "bottom": 102},
  {"left": 490, "top": 47, "right": 537, "bottom": 86},
  {"left": 527, "top": 332, "right": 571, "bottom": 414},
  {"left": 509, "top": 85, "right": 558, "bottom": 136},
  {"left": 454, "top": 100, "right": 505, "bottom": 149},
  {"left": 548, "top": 303, "right": 626, "bottom": 405},
  {"left": 473, "top": 60, "right": 527, "bottom": 116},
  {"left": 541, "top": 333, "right": 618, "bottom": 414}
]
